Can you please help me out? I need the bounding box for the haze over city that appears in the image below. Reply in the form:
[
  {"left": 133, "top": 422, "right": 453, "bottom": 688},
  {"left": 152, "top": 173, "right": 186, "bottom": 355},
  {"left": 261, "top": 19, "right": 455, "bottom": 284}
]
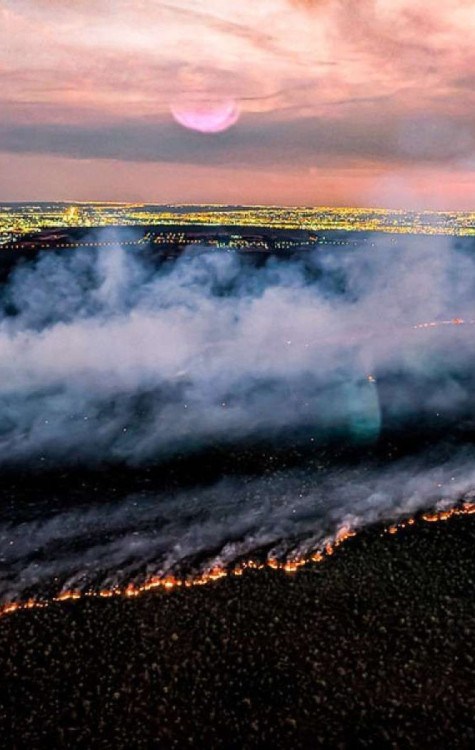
[{"left": 0, "top": 0, "right": 474, "bottom": 208}]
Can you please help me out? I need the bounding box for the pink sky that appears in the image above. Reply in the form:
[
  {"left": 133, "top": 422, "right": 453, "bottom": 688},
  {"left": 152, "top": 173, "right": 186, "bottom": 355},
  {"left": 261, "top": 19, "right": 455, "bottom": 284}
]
[{"left": 0, "top": 0, "right": 474, "bottom": 208}]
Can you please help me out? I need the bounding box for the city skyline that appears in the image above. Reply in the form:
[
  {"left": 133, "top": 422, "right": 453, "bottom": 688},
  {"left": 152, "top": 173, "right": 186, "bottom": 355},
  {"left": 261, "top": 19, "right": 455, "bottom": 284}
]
[
  {"left": 0, "top": 1, "right": 474, "bottom": 208},
  {"left": 1, "top": 203, "right": 474, "bottom": 246}
]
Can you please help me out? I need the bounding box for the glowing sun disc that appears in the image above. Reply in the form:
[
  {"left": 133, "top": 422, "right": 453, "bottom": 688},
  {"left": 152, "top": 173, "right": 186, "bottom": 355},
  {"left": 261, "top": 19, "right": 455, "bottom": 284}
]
[{"left": 171, "top": 99, "right": 240, "bottom": 133}]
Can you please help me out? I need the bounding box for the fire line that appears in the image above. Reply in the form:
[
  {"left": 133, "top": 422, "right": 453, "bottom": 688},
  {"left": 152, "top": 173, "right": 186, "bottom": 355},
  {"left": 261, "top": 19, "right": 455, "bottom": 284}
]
[{"left": 1, "top": 502, "right": 474, "bottom": 619}]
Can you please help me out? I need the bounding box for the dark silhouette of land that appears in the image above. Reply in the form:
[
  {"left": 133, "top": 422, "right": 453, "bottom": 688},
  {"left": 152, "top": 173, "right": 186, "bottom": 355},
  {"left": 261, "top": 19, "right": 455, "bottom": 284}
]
[{"left": 1, "top": 512, "right": 474, "bottom": 749}]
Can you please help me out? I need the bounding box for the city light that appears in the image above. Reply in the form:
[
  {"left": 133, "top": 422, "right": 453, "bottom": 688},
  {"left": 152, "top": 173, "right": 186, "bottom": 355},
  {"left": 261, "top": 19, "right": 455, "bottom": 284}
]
[{"left": 1, "top": 203, "right": 474, "bottom": 247}]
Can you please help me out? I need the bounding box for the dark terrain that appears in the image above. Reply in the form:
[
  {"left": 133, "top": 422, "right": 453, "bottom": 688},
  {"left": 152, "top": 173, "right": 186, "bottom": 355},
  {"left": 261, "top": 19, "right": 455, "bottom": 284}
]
[
  {"left": 1, "top": 512, "right": 474, "bottom": 749},
  {"left": 1, "top": 227, "right": 474, "bottom": 748}
]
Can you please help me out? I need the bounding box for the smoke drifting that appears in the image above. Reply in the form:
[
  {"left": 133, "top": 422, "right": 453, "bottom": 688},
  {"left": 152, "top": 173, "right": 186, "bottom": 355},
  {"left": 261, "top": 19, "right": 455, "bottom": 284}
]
[
  {"left": 2, "top": 454, "right": 475, "bottom": 602},
  {"left": 1, "top": 233, "right": 474, "bottom": 465},
  {"left": 0, "top": 233, "right": 474, "bottom": 600}
]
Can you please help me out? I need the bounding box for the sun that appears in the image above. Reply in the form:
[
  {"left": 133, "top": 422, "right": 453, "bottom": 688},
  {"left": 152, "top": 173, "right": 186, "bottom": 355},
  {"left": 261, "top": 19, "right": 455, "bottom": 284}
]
[{"left": 170, "top": 98, "right": 240, "bottom": 134}]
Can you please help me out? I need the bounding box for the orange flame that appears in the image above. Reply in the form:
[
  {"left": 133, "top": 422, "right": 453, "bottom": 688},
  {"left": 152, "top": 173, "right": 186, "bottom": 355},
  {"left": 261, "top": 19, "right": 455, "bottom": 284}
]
[{"left": 1, "top": 502, "right": 474, "bottom": 620}]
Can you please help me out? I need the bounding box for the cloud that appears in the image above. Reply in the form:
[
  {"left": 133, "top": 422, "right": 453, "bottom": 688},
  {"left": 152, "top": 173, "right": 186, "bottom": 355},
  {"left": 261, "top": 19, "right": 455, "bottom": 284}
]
[
  {"left": 0, "top": 108, "right": 473, "bottom": 169},
  {"left": 0, "top": 0, "right": 474, "bottom": 204}
]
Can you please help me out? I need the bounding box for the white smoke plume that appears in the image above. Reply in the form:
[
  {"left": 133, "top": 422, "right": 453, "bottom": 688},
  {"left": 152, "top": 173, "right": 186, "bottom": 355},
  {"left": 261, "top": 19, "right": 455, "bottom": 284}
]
[{"left": 0, "top": 231, "right": 474, "bottom": 599}]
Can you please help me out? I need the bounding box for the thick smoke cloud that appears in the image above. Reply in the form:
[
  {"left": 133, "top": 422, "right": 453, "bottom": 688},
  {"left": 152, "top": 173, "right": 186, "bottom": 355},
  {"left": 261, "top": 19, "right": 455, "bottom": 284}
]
[
  {"left": 0, "top": 233, "right": 474, "bottom": 599},
  {"left": 0, "top": 232, "right": 474, "bottom": 464}
]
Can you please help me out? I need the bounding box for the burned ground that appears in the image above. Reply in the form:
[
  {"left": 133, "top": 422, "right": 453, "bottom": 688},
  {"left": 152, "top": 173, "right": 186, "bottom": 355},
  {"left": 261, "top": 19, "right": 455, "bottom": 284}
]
[{"left": 1, "top": 512, "right": 474, "bottom": 749}]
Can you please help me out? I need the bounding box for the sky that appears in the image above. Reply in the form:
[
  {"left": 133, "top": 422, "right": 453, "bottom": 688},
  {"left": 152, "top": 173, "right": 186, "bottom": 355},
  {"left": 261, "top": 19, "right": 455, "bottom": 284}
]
[{"left": 0, "top": 0, "right": 474, "bottom": 208}]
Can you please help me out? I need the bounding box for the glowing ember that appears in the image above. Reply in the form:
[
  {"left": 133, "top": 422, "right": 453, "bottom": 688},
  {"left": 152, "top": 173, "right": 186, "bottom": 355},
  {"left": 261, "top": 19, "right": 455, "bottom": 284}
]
[
  {"left": 413, "top": 317, "right": 475, "bottom": 330},
  {"left": 55, "top": 591, "right": 81, "bottom": 602}
]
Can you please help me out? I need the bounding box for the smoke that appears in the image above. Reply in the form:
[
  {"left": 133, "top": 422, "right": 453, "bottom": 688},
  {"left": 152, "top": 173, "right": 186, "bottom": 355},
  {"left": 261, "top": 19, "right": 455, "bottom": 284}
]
[
  {"left": 0, "top": 231, "right": 474, "bottom": 599},
  {"left": 0, "top": 232, "right": 473, "bottom": 465},
  {"left": 1, "top": 451, "right": 474, "bottom": 601}
]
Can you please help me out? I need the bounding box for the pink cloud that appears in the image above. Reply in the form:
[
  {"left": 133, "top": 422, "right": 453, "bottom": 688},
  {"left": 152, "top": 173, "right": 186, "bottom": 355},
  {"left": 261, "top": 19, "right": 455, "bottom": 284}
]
[{"left": 0, "top": 0, "right": 473, "bottom": 206}]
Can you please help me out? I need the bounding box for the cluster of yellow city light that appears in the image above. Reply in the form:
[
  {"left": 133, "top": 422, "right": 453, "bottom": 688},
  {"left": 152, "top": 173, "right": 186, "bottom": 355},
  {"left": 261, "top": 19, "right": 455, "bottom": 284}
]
[{"left": 1, "top": 203, "right": 474, "bottom": 245}]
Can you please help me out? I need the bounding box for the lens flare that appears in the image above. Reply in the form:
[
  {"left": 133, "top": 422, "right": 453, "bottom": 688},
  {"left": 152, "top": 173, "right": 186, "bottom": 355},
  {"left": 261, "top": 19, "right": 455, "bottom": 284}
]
[{"left": 170, "top": 98, "right": 240, "bottom": 134}]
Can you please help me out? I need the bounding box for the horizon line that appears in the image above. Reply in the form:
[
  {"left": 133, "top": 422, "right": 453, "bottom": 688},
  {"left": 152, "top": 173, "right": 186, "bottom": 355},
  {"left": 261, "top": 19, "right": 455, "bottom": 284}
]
[{"left": 1, "top": 201, "right": 474, "bottom": 215}]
